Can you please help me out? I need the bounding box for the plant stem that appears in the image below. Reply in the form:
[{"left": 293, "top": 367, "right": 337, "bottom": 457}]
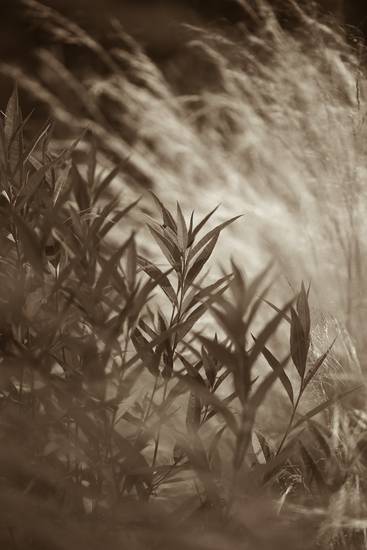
[{"left": 276, "top": 389, "right": 303, "bottom": 456}]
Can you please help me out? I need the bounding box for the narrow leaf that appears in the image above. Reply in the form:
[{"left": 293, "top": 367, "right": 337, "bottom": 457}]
[
  {"left": 290, "top": 307, "right": 309, "bottom": 380},
  {"left": 176, "top": 202, "right": 188, "bottom": 251},
  {"left": 296, "top": 282, "right": 311, "bottom": 340},
  {"left": 149, "top": 192, "right": 177, "bottom": 231},
  {"left": 137, "top": 256, "right": 177, "bottom": 306},
  {"left": 254, "top": 337, "right": 293, "bottom": 405},
  {"left": 185, "top": 231, "right": 219, "bottom": 285}
]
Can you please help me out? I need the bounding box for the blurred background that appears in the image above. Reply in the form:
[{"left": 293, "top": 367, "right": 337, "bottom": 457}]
[{"left": 1, "top": 1, "right": 367, "bottom": 95}]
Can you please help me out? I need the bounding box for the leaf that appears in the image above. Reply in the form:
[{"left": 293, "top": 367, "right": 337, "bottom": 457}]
[
  {"left": 261, "top": 439, "right": 299, "bottom": 485},
  {"left": 86, "top": 137, "right": 97, "bottom": 185},
  {"left": 129, "top": 276, "right": 160, "bottom": 322},
  {"left": 176, "top": 202, "right": 188, "bottom": 251},
  {"left": 149, "top": 192, "right": 177, "bottom": 232},
  {"left": 245, "top": 281, "right": 274, "bottom": 332},
  {"left": 254, "top": 337, "right": 293, "bottom": 405},
  {"left": 182, "top": 274, "right": 232, "bottom": 313},
  {"left": 113, "top": 431, "right": 152, "bottom": 487},
  {"left": 158, "top": 313, "right": 174, "bottom": 380},
  {"left": 90, "top": 195, "right": 120, "bottom": 237},
  {"left": 19, "top": 155, "right": 66, "bottom": 210},
  {"left": 98, "top": 198, "right": 140, "bottom": 240},
  {"left": 213, "top": 368, "right": 231, "bottom": 392},
  {"left": 190, "top": 204, "right": 220, "bottom": 243},
  {"left": 185, "top": 231, "right": 219, "bottom": 285},
  {"left": 23, "top": 119, "right": 51, "bottom": 165},
  {"left": 243, "top": 262, "right": 274, "bottom": 321},
  {"left": 208, "top": 302, "right": 244, "bottom": 350},
  {"left": 131, "top": 328, "right": 160, "bottom": 376},
  {"left": 93, "top": 162, "right": 123, "bottom": 203},
  {"left": 71, "top": 163, "right": 90, "bottom": 213},
  {"left": 302, "top": 338, "right": 336, "bottom": 391},
  {"left": 188, "top": 215, "right": 242, "bottom": 262},
  {"left": 139, "top": 318, "right": 158, "bottom": 340},
  {"left": 137, "top": 256, "right": 177, "bottom": 306},
  {"left": 177, "top": 303, "right": 207, "bottom": 340},
  {"left": 11, "top": 209, "right": 44, "bottom": 273},
  {"left": 114, "top": 387, "right": 146, "bottom": 426},
  {"left": 247, "top": 296, "right": 295, "bottom": 371},
  {"left": 250, "top": 357, "right": 291, "bottom": 412},
  {"left": 263, "top": 298, "right": 292, "bottom": 324},
  {"left": 229, "top": 259, "right": 246, "bottom": 312},
  {"left": 253, "top": 431, "right": 272, "bottom": 464},
  {"left": 180, "top": 375, "right": 238, "bottom": 435},
  {"left": 126, "top": 235, "right": 137, "bottom": 290},
  {"left": 4, "top": 85, "right": 19, "bottom": 143},
  {"left": 201, "top": 346, "right": 217, "bottom": 388},
  {"left": 125, "top": 322, "right": 184, "bottom": 370},
  {"left": 186, "top": 391, "right": 202, "bottom": 433},
  {"left": 95, "top": 238, "right": 131, "bottom": 296},
  {"left": 197, "top": 335, "right": 237, "bottom": 371},
  {"left": 290, "top": 307, "right": 309, "bottom": 380},
  {"left": 296, "top": 282, "right": 311, "bottom": 340},
  {"left": 205, "top": 391, "right": 237, "bottom": 425},
  {"left": 53, "top": 162, "right": 71, "bottom": 205},
  {"left": 5, "top": 86, "right": 23, "bottom": 185},
  {"left": 148, "top": 224, "right": 180, "bottom": 269},
  {"left": 187, "top": 210, "right": 194, "bottom": 246}
]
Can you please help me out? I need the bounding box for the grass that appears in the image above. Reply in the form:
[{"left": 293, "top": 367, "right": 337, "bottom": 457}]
[{"left": 1, "top": 1, "right": 367, "bottom": 548}]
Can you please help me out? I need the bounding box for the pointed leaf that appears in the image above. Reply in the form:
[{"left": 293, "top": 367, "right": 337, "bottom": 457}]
[
  {"left": 190, "top": 204, "right": 220, "bottom": 243},
  {"left": 137, "top": 256, "right": 177, "bottom": 307},
  {"left": 126, "top": 235, "right": 137, "bottom": 290},
  {"left": 247, "top": 296, "right": 295, "bottom": 370},
  {"left": 176, "top": 202, "right": 188, "bottom": 251},
  {"left": 131, "top": 328, "right": 160, "bottom": 376},
  {"left": 186, "top": 391, "right": 202, "bottom": 433},
  {"left": 254, "top": 337, "right": 293, "bottom": 405},
  {"left": 229, "top": 259, "right": 246, "bottom": 312},
  {"left": 148, "top": 225, "right": 180, "bottom": 268},
  {"left": 149, "top": 192, "right": 177, "bottom": 231},
  {"left": 188, "top": 214, "right": 242, "bottom": 262},
  {"left": 197, "top": 334, "right": 237, "bottom": 371},
  {"left": 290, "top": 307, "right": 309, "bottom": 380},
  {"left": 98, "top": 198, "right": 140, "bottom": 240},
  {"left": 177, "top": 304, "right": 207, "bottom": 340},
  {"left": 182, "top": 274, "right": 232, "bottom": 313},
  {"left": 180, "top": 375, "right": 238, "bottom": 435},
  {"left": 185, "top": 231, "right": 219, "bottom": 285},
  {"left": 249, "top": 354, "right": 291, "bottom": 411},
  {"left": 12, "top": 209, "right": 44, "bottom": 273},
  {"left": 302, "top": 337, "right": 336, "bottom": 391},
  {"left": 296, "top": 282, "right": 311, "bottom": 340},
  {"left": 263, "top": 298, "right": 292, "bottom": 324}
]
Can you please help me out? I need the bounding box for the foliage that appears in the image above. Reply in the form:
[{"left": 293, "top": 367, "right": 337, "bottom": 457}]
[
  {"left": 0, "top": 86, "right": 365, "bottom": 550},
  {"left": 1, "top": 1, "right": 367, "bottom": 548}
]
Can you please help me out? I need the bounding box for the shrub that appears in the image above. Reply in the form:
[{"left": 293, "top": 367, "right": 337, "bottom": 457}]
[{"left": 0, "top": 86, "right": 365, "bottom": 550}]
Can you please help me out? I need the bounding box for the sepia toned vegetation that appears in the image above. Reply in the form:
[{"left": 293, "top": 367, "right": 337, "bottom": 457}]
[{"left": 2, "top": 1, "right": 367, "bottom": 549}]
